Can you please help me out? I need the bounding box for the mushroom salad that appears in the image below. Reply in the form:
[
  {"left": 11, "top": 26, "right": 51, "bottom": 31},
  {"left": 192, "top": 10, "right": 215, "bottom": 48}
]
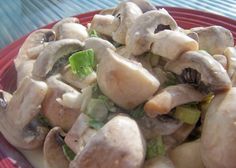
[{"left": 0, "top": 0, "right": 236, "bottom": 168}]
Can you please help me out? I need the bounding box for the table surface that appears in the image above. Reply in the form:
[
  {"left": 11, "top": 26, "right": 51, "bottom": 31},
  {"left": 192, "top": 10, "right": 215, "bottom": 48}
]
[{"left": 0, "top": 0, "right": 235, "bottom": 49}]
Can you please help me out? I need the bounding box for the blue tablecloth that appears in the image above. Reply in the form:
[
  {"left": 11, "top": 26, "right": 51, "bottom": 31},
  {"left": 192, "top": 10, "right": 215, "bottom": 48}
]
[{"left": 0, "top": 0, "right": 235, "bottom": 49}]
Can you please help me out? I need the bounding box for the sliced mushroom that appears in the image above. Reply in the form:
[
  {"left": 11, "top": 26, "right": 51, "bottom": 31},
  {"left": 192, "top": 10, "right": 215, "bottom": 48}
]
[
  {"left": 32, "top": 39, "right": 83, "bottom": 79},
  {"left": 126, "top": 10, "right": 178, "bottom": 56},
  {"left": 14, "top": 29, "right": 56, "bottom": 68},
  {"left": 70, "top": 115, "right": 146, "bottom": 168},
  {"left": 111, "top": 2, "right": 143, "bottom": 44},
  {"left": 43, "top": 127, "right": 69, "bottom": 168},
  {"left": 137, "top": 115, "right": 182, "bottom": 139},
  {"left": 151, "top": 30, "right": 198, "bottom": 60},
  {"left": 42, "top": 75, "right": 81, "bottom": 131},
  {"left": 163, "top": 123, "right": 195, "bottom": 151},
  {"left": 212, "top": 54, "right": 227, "bottom": 69},
  {"left": 26, "top": 43, "right": 49, "bottom": 59},
  {"left": 17, "top": 60, "right": 35, "bottom": 86},
  {"left": 57, "top": 23, "right": 89, "bottom": 41},
  {"left": 127, "top": 0, "right": 157, "bottom": 13},
  {"left": 224, "top": 47, "right": 236, "bottom": 78},
  {"left": 170, "top": 140, "right": 204, "bottom": 168},
  {"left": 144, "top": 156, "right": 175, "bottom": 168},
  {"left": 0, "top": 77, "right": 48, "bottom": 149},
  {"left": 84, "top": 37, "right": 116, "bottom": 62},
  {"left": 61, "top": 66, "right": 97, "bottom": 90},
  {"left": 90, "top": 14, "right": 118, "bottom": 36},
  {"left": 97, "top": 49, "right": 159, "bottom": 110},
  {"left": 165, "top": 50, "right": 232, "bottom": 93},
  {"left": 144, "top": 84, "right": 204, "bottom": 118},
  {"left": 201, "top": 88, "right": 236, "bottom": 168},
  {"left": 191, "top": 26, "right": 234, "bottom": 55},
  {"left": 52, "top": 17, "right": 80, "bottom": 39},
  {"left": 64, "top": 113, "right": 97, "bottom": 154}
]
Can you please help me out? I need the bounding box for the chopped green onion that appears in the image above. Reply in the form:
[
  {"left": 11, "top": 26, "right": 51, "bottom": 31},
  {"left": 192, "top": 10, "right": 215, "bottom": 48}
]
[
  {"left": 37, "top": 113, "right": 51, "bottom": 128},
  {"left": 62, "top": 144, "right": 76, "bottom": 161},
  {"left": 146, "top": 136, "right": 165, "bottom": 159},
  {"left": 85, "top": 98, "right": 108, "bottom": 122},
  {"left": 88, "top": 119, "right": 104, "bottom": 130},
  {"left": 174, "top": 105, "right": 201, "bottom": 125},
  {"left": 69, "top": 49, "right": 95, "bottom": 78},
  {"left": 89, "top": 29, "right": 98, "bottom": 37},
  {"left": 130, "top": 104, "right": 145, "bottom": 119}
]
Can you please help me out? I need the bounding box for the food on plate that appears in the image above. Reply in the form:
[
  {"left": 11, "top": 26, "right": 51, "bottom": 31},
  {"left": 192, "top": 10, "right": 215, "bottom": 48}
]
[{"left": 0, "top": 0, "right": 235, "bottom": 168}]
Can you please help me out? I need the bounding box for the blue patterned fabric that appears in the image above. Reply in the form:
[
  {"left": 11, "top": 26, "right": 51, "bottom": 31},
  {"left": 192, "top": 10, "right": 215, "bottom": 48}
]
[{"left": 0, "top": 0, "right": 235, "bottom": 49}]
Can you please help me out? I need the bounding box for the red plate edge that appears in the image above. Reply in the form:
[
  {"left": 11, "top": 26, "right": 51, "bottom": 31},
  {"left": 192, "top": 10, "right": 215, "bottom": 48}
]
[{"left": 0, "top": 6, "right": 236, "bottom": 168}]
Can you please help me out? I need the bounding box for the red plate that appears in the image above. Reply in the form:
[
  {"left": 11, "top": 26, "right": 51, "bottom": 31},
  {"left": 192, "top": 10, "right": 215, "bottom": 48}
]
[{"left": 0, "top": 7, "right": 235, "bottom": 168}]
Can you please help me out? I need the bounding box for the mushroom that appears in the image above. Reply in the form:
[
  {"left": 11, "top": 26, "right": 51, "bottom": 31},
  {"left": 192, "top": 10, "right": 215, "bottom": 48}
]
[
  {"left": 165, "top": 50, "right": 232, "bottom": 93},
  {"left": 212, "top": 54, "right": 227, "bottom": 69},
  {"left": 127, "top": 0, "right": 157, "bottom": 13},
  {"left": 42, "top": 75, "right": 81, "bottom": 131},
  {"left": 224, "top": 47, "right": 236, "bottom": 78},
  {"left": 17, "top": 60, "right": 35, "bottom": 86},
  {"left": 43, "top": 127, "right": 69, "bottom": 168},
  {"left": 61, "top": 66, "right": 97, "bottom": 90},
  {"left": 91, "top": 2, "right": 142, "bottom": 44},
  {"left": 57, "top": 23, "right": 89, "bottom": 41},
  {"left": 190, "top": 26, "right": 234, "bottom": 55},
  {"left": 151, "top": 30, "right": 198, "bottom": 60},
  {"left": 64, "top": 113, "right": 97, "bottom": 154},
  {"left": 52, "top": 17, "right": 80, "bottom": 39},
  {"left": 163, "top": 123, "right": 195, "bottom": 151},
  {"left": 144, "top": 84, "right": 204, "bottom": 118},
  {"left": 126, "top": 10, "right": 178, "bottom": 56},
  {"left": 90, "top": 14, "right": 117, "bottom": 36},
  {"left": 111, "top": 1, "right": 143, "bottom": 44},
  {"left": 137, "top": 115, "right": 182, "bottom": 139},
  {"left": 14, "top": 29, "right": 56, "bottom": 68},
  {"left": 69, "top": 115, "right": 146, "bottom": 168},
  {"left": 32, "top": 39, "right": 83, "bottom": 79},
  {"left": 169, "top": 140, "right": 204, "bottom": 168},
  {"left": 144, "top": 156, "right": 175, "bottom": 168},
  {"left": 97, "top": 49, "right": 159, "bottom": 110},
  {"left": 84, "top": 37, "right": 116, "bottom": 62},
  {"left": 0, "top": 77, "right": 48, "bottom": 149},
  {"left": 201, "top": 88, "right": 236, "bottom": 168}
]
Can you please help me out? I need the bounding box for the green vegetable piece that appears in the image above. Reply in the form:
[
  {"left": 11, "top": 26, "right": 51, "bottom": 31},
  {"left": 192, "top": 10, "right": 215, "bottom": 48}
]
[
  {"left": 85, "top": 98, "right": 108, "bottom": 122},
  {"left": 62, "top": 144, "right": 76, "bottom": 161},
  {"left": 89, "top": 29, "right": 98, "bottom": 37},
  {"left": 146, "top": 52, "right": 160, "bottom": 67},
  {"left": 69, "top": 49, "right": 95, "bottom": 78},
  {"left": 130, "top": 104, "right": 145, "bottom": 119},
  {"left": 37, "top": 113, "right": 51, "bottom": 128},
  {"left": 146, "top": 136, "right": 165, "bottom": 159},
  {"left": 88, "top": 119, "right": 104, "bottom": 130},
  {"left": 174, "top": 105, "right": 201, "bottom": 125}
]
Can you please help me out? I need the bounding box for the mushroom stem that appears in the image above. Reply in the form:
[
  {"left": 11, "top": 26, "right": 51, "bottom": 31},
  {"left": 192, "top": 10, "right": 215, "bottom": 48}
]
[
  {"left": 151, "top": 30, "right": 199, "bottom": 60},
  {"left": 90, "top": 15, "right": 118, "bottom": 36},
  {"left": 144, "top": 84, "right": 205, "bottom": 118}
]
